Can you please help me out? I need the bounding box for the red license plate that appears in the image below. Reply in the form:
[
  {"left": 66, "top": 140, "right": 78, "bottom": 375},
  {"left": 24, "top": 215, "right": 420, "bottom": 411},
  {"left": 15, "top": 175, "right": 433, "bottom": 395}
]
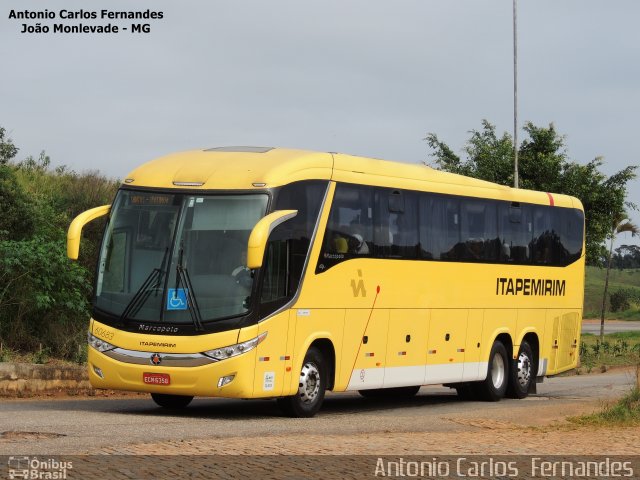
[{"left": 143, "top": 372, "right": 170, "bottom": 385}]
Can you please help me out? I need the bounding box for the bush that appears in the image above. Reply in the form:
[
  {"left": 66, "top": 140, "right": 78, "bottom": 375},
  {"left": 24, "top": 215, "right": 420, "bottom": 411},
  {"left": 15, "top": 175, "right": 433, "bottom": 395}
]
[
  {"left": 0, "top": 237, "right": 91, "bottom": 357},
  {"left": 0, "top": 141, "right": 119, "bottom": 361},
  {"left": 609, "top": 288, "right": 640, "bottom": 312},
  {"left": 0, "top": 166, "right": 36, "bottom": 240}
]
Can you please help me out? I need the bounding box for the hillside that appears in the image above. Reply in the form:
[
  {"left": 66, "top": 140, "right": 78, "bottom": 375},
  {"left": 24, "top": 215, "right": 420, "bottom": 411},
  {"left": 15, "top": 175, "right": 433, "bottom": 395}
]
[{"left": 584, "top": 266, "right": 640, "bottom": 319}]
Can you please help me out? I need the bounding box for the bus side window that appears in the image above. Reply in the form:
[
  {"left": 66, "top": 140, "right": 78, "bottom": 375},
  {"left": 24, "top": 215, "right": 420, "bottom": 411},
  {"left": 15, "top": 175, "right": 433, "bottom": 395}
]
[
  {"left": 459, "top": 199, "right": 498, "bottom": 261},
  {"left": 260, "top": 239, "right": 289, "bottom": 303},
  {"left": 260, "top": 180, "right": 326, "bottom": 313},
  {"left": 419, "top": 194, "right": 460, "bottom": 261},
  {"left": 498, "top": 203, "right": 532, "bottom": 263},
  {"left": 384, "top": 190, "right": 418, "bottom": 259},
  {"left": 531, "top": 206, "right": 555, "bottom": 265},
  {"left": 561, "top": 208, "right": 584, "bottom": 262},
  {"left": 318, "top": 184, "right": 373, "bottom": 271}
]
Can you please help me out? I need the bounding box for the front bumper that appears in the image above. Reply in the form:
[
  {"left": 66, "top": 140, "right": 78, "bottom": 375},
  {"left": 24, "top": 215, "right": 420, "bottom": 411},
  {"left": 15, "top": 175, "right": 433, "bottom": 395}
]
[{"left": 88, "top": 346, "right": 257, "bottom": 398}]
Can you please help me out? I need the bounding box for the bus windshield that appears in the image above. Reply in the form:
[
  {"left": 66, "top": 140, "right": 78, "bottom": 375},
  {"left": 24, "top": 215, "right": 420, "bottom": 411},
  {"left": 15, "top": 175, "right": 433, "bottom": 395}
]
[{"left": 95, "top": 190, "right": 268, "bottom": 324}]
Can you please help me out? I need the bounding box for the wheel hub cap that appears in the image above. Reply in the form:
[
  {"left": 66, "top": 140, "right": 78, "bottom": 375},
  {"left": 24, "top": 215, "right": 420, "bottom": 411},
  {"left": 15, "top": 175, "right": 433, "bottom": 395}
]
[
  {"left": 298, "top": 362, "right": 320, "bottom": 404},
  {"left": 517, "top": 352, "right": 531, "bottom": 388}
]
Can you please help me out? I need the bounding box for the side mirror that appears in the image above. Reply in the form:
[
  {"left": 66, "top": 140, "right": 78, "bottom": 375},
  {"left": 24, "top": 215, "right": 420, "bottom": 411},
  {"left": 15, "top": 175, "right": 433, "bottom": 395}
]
[
  {"left": 67, "top": 205, "right": 111, "bottom": 260},
  {"left": 247, "top": 209, "right": 298, "bottom": 269}
]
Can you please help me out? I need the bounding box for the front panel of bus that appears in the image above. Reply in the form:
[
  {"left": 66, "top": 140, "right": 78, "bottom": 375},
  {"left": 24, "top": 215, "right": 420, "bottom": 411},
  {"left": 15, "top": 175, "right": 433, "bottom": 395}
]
[{"left": 87, "top": 181, "right": 328, "bottom": 397}]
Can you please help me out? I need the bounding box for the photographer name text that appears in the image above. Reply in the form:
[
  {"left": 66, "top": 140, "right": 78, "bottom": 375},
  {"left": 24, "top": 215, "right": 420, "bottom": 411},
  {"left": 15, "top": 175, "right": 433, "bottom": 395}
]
[
  {"left": 8, "top": 9, "right": 163, "bottom": 34},
  {"left": 375, "top": 457, "right": 634, "bottom": 478}
]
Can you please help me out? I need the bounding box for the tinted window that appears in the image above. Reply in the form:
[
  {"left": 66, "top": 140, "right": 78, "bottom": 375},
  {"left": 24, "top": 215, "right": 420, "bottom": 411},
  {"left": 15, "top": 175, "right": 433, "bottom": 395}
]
[
  {"left": 530, "top": 206, "right": 584, "bottom": 266},
  {"left": 260, "top": 181, "right": 327, "bottom": 313},
  {"left": 532, "top": 206, "right": 558, "bottom": 265},
  {"left": 459, "top": 198, "right": 499, "bottom": 261},
  {"left": 498, "top": 203, "right": 532, "bottom": 263},
  {"left": 260, "top": 240, "right": 288, "bottom": 303},
  {"left": 419, "top": 194, "right": 460, "bottom": 260},
  {"left": 375, "top": 189, "right": 419, "bottom": 259},
  {"left": 317, "top": 184, "right": 373, "bottom": 272},
  {"left": 558, "top": 208, "right": 584, "bottom": 264},
  {"left": 317, "top": 182, "right": 583, "bottom": 272}
]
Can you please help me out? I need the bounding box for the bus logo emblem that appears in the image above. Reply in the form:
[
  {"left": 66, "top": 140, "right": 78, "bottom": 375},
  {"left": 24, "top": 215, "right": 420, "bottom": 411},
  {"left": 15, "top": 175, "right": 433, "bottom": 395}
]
[
  {"left": 150, "top": 353, "right": 162, "bottom": 365},
  {"left": 351, "top": 270, "right": 367, "bottom": 297}
]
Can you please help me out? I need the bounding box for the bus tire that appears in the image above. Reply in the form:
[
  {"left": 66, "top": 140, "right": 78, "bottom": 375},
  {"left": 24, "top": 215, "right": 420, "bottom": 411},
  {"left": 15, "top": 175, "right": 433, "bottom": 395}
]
[
  {"left": 359, "top": 386, "right": 420, "bottom": 398},
  {"left": 277, "top": 347, "right": 326, "bottom": 418},
  {"left": 476, "top": 341, "right": 509, "bottom": 401},
  {"left": 151, "top": 393, "right": 193, "bottom": 409},
  {"left": 506, "top": 341, "right": 534, "bottom": 399}
]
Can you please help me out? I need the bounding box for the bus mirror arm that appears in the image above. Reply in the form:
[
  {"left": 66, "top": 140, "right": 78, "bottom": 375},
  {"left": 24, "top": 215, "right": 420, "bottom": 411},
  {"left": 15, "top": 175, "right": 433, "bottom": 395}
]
[
  {"left": 67, "top": 205, "right": 111, "bottom": 260},
  {"left": 247, "top": 209, "right": 298, "bottom": 269}
]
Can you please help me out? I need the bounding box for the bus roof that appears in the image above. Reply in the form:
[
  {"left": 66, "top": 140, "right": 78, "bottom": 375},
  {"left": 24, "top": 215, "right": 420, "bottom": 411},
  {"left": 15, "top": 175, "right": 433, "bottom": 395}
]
[{"left": 123, "top": 147, "right": 582, "bottom": 210}]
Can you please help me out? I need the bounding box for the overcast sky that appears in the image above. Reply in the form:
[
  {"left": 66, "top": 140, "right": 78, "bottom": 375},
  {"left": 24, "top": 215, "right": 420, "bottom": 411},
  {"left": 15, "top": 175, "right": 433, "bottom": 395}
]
[{"left": 2, "top": 0, "right": 639, "bottom": 245}]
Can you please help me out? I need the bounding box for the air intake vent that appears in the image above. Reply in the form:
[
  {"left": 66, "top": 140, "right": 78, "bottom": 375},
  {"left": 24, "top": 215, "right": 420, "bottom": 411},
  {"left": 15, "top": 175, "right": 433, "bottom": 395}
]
[{"left": 173, "top": 181, "right": 204, "bottom": 187}]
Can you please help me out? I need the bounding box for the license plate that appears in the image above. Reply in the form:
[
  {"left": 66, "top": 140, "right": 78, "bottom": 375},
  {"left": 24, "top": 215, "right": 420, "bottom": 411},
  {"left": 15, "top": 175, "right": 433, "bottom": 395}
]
[{"left": 143, "top": 372, "right": 170, "bottom": 385}]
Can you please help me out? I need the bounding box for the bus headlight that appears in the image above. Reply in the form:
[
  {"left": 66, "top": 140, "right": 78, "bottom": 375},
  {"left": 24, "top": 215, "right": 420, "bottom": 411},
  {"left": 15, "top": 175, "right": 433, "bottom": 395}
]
[
  {"left": 203, "top": 332, "right": 267, "bottom": 361},
  {"left": 87, "top": 332, "right": 116, "bottom": 353}
]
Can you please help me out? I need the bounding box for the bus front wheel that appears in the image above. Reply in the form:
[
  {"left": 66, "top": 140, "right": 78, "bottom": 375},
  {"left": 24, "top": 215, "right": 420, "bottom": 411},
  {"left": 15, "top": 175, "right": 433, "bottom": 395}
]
[
  {"left": 476, "top": 341, "right": 509, "bottom": 401},
  {"left": 506, "top": 341, "right": 534, "bottom": 399},
  {"left": 151, "top": 393, "right": 194, "bottom": 409},
  {"left": 277, "top": 347, "right": 326, "bottom": 418}
]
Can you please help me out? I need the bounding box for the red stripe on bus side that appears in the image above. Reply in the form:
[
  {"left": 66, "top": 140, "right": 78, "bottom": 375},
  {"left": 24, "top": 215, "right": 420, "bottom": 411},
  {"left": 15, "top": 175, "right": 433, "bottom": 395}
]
[{"left": 546, "top": 192, "right": 555, "bottom": 206}]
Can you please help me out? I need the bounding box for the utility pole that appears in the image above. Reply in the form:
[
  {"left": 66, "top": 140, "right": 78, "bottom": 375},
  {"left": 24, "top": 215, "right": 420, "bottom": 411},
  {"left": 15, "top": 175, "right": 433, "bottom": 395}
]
[{"left": 513, "top": 0, "right": 519, "bottom": 189}]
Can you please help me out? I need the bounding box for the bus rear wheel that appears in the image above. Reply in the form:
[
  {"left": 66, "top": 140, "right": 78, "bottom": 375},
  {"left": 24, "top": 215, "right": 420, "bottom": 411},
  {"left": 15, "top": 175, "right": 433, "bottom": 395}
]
[
  {"left": 359, "top": 386, "right": 421, "bottom": 398},
  {"left": 151, "top": 393, "right": 194, "bottom": 409},
  {"left": 476, "top": 340, "right": 509, "bottom": 401},
  {"left": 506, "top": 341, "right": 534, "bottom": 399},
  {"left": 277, "top": 347, "right": 326, "bottom": 418}
]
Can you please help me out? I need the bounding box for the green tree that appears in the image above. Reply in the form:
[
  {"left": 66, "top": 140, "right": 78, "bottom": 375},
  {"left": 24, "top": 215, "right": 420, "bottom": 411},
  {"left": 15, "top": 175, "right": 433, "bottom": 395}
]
[
  {"left": 0, "top": 127, "right": 35, "bottom": 240},
  {"left": 0, "top": 125, "right": 119, "bottom": 359},
  {"left": 0, "top": 237, "right": 91, "bottom": 356},
  {"left": 612, "top": 245, "right": 640, "bottom": 269},
  {"left": 0, "top": 166, "right": 36, "bottom": 240},
  {"left": 600, "top": 215, "right": 638, "bottom": 341},
  {"left": 425, "top": 120, "right": 637, "bottom": 265},
  {"left": 0, "top": 127, "right": 18, "bottom": 166}
]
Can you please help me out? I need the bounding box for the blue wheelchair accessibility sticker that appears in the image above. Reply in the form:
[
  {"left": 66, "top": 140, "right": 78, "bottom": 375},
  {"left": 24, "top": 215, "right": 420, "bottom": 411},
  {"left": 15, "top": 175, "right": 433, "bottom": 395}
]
[{"left": 167, "top": 288, "right": 188, "bottom": 310}]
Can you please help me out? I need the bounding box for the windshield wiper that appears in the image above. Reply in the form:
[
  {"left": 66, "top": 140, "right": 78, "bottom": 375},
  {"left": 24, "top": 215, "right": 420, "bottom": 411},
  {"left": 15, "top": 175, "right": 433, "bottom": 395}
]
[
  {"left": 174, "top": 248, "right": 204, "bottom": 332},
  {"left": 120, "top": 247, "right": 169, "bottom": 322}
]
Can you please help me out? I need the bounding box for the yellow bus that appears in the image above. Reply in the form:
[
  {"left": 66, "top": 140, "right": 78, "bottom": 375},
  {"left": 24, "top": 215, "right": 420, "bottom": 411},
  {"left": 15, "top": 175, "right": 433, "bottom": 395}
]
[{"left": 68, "top": 147, "right": 585, "bottom": 417}]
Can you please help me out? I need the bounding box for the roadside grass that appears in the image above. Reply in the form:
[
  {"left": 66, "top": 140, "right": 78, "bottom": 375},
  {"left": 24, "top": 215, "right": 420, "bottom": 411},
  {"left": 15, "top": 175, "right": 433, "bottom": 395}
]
[
  {"left": 578, "top": 332, "right": 640, "bottom": 372},
  {"left": 584, "top": 266, "right": 640, "bottom": 320},
  {"left": 0, "top": 347, "right": 85, "bottom": 367},
  {"left": 569, "top": 386, "right": 640, "bottom": 426}
]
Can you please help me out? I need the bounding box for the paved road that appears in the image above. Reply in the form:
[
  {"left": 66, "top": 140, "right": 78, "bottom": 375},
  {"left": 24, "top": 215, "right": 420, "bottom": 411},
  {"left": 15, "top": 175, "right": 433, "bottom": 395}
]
[
  {"left": 582, "top": 320, "right": 640, "bottom": 334},
  {"left": 0, "top": 369, "right": 634, "bottom": 456}
]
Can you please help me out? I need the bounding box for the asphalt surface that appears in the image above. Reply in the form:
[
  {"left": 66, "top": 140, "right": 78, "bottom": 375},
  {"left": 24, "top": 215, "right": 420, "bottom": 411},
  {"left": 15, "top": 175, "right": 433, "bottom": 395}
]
[
  {"left": 0, "top": 369, "right": 634, "bottom": 456},
  {"left": 581, "top": 320, "right": 640, "bottom": 334}
]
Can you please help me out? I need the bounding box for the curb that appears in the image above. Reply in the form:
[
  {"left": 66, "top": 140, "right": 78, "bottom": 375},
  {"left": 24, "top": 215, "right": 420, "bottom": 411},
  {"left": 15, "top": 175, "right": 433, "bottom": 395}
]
[{"left": 0, "top": 362, "right": 89, "bottom": 395}]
